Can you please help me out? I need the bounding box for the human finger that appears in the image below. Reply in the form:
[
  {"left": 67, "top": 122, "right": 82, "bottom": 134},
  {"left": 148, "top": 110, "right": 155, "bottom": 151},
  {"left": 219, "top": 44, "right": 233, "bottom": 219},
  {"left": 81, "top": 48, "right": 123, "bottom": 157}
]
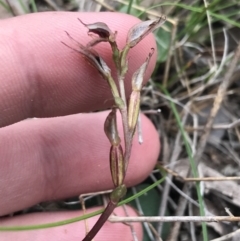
[
  {"left": 0, "top": 112, "right": 160, "bottom": 215},
  {"left": 0, "top": 12, "right": 157, "bottom": 127}
]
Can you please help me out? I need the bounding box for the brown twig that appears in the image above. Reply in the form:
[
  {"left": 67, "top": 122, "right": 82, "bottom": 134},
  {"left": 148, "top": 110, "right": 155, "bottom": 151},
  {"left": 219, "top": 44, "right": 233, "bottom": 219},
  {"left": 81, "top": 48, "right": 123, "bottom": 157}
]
[
  {"left": 166, "top": 184, "right": 191, "bottom": 241},
  {"left": 194, "top": 42, "right": 240, "bottom": 165},
  {"left": 160, "top": 165, "right": 240, "bottom": 182},
  {"left": 157, "top": 112, "right": 188, "bottom": 235},
  {"left": 168, "top": 118, "right": 240, "bottom": 132},
  {"left": 93, "top": 0, "right": 115, "bottom": 11},
  {"left": 109, "top": 215, "right": 240, "bottom": 223},
  {"left": 210, "top": 229, "right": 240, "bottom": 241}
]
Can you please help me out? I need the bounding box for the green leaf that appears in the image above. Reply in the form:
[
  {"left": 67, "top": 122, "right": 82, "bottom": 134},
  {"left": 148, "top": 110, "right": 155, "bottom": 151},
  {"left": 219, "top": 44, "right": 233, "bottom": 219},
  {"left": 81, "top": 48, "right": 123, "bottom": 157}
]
[{"left": 0, "top": 176, "right": 166, "bottom": 231}]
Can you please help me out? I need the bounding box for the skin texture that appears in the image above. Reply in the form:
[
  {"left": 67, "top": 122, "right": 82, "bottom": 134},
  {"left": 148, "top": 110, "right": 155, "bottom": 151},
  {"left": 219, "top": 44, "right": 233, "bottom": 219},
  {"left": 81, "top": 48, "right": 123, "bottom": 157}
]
[{"left": 0, "top": 12, "right": 160, "bottom": 240}]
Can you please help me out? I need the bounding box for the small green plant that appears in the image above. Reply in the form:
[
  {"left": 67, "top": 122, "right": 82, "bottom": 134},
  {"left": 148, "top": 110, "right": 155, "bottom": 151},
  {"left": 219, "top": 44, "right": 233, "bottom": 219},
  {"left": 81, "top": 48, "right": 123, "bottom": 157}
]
[{"left": 62, "top": 15, "right": 166, "bottom": 241}]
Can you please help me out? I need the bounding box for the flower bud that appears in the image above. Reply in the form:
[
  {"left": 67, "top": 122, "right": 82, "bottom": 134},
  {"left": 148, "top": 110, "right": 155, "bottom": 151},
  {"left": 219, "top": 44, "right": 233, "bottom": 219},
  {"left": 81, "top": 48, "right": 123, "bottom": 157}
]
[
  {"left": 62, "top": 32, "right": 111, "bottom": 80},
  {"left": 78, "top": 18, "right": 116, "bottom": 43},
  {"left": 128, "top": 90, "right": 140, "bottom": 132},
  {"left": 110, "top": 144, "right": 125, "bottom": 187},
  {"left": 104, "top": 108, "right": 121, "bottom": 146},
  {"left": 110, "top": 184, "right": 127, "bottom": 204},
  {"left": 128, "top": 49, "right": 154, "bottom": 132},
  {"left": 126, "top": 15, "right": 166, "bottom": 48},
  {"left": 131, "top": 49, "right": 154, "bottom": 91}
]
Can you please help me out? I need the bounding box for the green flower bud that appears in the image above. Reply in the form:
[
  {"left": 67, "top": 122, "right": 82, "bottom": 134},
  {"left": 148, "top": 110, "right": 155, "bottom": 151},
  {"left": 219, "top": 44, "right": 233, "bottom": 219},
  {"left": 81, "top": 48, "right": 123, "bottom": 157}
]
[
  {"left": 62, "top": 32, "right": 111, "bottom": 80},
  {"left": 128, "top": 90, "right": 140, "bottom": 132},
  {"left": 104, "top": 108, "right": 121, "bottom": 146},
  {"left": 126, "top": 16, "right": 166, "bottom": 48},
  {"left": 78, "top": 18, "right": 116, "bottom": 42},
  {"left": 110, "top": 144, "right": 125, "bottom": 187},
  {"left": 110, "top": 184, "right": 127, "bottom": 204}
]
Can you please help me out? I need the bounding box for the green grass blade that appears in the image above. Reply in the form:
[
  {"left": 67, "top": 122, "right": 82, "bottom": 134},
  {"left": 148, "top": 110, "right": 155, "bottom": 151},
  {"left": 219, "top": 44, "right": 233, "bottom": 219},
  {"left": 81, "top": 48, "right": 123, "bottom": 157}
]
[
  {"left": 126, "top": 0, "right": 134, "bottom": 14},
  {"left": 158, "top": 85, "right": 208, "bottom": 241},
  {"left": 209, "top": 11, "right": 240, "bottom": 28},
  {"left": 0, "top": 175, "right": 166, "bottom": 231},
  {"left": 119, "top": 175, "right": 166, "bottom": 205},
  {"left": 18, "top": 0, "right": 29, "bottom": 13},
  {"left": 30, "top": 0, "right": 37, "bottom": 12},
  {"left": 0, "top": 0, "right": 10, "bottom": 11},
  {"left": 137, "top": 2, "right": 203, "bottom": 18},
  {"left": 214, "top": 1, "right": 240, "bottom": 11}
]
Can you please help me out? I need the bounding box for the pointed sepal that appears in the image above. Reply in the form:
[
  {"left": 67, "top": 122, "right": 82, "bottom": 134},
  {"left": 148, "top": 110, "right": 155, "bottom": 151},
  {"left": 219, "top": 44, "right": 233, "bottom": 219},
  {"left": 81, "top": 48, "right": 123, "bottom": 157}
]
[
  {"left": 132, "top": 48, "right": 154, "bottom": 91},
  {"left": 62, "top": 31, "right": 111, "bottom": 79},
  {"left": 78, "top": 18, "right": 117, "bottom": 42},
  {"left": 126, "top": 16, "right": 166, "bottom": 48},
  {"left": 104, "top": 108, "right": 121, "bottom": 146}
]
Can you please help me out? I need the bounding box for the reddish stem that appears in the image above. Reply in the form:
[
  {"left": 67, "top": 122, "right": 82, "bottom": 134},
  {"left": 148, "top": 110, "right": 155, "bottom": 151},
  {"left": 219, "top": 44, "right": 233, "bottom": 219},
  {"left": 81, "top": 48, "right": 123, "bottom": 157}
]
[{"left": 82, "top": 200, "right": 117, "bottom": 241}]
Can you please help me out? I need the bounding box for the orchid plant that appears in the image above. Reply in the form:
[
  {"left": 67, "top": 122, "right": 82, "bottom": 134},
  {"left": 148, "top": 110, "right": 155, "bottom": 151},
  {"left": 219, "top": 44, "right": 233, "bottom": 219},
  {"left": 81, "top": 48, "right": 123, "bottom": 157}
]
[{"left": 62, "top": 15, "right": 166, "bottom": 241}]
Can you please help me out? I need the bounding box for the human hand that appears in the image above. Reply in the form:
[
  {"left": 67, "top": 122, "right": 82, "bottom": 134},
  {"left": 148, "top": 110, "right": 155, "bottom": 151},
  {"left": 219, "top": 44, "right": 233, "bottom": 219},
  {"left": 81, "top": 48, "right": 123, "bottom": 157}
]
[{"left": 0, "top": 12, "right": 160, "bottom": 240}]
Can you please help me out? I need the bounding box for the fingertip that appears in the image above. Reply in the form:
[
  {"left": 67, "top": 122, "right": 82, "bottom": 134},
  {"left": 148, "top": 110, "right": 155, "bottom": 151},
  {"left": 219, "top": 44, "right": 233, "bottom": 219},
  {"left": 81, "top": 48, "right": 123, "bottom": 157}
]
[{"left": 0, "top": 111, "right": 160, "bottom": 215}]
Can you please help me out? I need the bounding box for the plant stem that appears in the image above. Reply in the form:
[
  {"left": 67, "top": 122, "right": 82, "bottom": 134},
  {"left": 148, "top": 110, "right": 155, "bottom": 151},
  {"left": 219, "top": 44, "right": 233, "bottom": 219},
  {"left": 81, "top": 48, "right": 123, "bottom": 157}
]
[
  {"left": 119, "top": 106, "right": 133, "bottom": 172},
  {"left": 82, "top": 200, "right": 117, "bottom": 241},
  {"left": 107, "top": 75, "right": 121, "bottom": 103},
  {"left": 115, "top": 72, "right": 133, "bottom": 172}
]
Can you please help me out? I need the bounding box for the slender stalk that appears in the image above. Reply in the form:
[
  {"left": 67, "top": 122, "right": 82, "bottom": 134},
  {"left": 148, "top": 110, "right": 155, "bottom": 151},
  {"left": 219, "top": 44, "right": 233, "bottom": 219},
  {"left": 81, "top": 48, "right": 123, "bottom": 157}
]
[
  {"left": 82, "top": 201, "right": 117, "bottom": 241},
  {"left": 119, "top": 106, "right": 133, "bottom": 172},
  {"left": 107, "top": 75, "right": 121, "bottom": 102},
  {"left": 117, "top": 45, "right": 133, "bottom": 171},
  {"left": 70, "top": 16, "right": 167, "bottom": 241}
]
